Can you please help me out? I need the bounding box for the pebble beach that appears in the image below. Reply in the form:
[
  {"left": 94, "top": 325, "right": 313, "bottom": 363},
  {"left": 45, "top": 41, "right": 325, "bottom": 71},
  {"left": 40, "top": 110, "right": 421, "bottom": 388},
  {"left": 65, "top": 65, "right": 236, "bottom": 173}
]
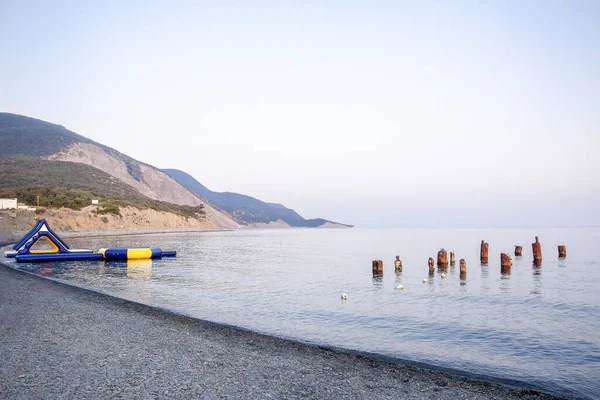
[{"left": 0, "top": 262, "right": 565, "bottom": 399}]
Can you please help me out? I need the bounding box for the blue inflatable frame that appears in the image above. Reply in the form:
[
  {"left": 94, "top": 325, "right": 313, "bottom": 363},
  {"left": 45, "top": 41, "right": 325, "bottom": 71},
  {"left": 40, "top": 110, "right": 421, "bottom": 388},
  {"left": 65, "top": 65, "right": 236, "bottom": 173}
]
[{"left": 4, "top": 219, "right": 101, "bottom": 262}]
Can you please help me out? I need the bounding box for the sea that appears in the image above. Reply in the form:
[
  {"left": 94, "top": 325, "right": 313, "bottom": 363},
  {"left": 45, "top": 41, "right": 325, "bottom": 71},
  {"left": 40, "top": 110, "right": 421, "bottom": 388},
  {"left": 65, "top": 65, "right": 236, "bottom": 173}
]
[{"left": 8, "top": 228, "right": 600, "bottom": 399}]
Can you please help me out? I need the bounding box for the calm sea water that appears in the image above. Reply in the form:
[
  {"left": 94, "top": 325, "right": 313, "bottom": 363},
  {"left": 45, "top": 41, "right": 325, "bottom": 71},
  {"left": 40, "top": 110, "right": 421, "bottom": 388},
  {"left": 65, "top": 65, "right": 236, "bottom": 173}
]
[{"left": 8, "top": 228, "right": 600, "bottom": 399}]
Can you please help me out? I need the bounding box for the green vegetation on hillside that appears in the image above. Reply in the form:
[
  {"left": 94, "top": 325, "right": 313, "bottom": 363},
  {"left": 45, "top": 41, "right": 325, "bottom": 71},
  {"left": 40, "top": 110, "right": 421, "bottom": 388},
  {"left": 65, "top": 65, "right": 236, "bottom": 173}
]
[
  {"left": 0, "top": 156, "right": 205, "bottom": 219},
  {"left": 0, "top": 186, "right": 205, "bottom": 219},
  {"left": 0, "top": 155, "right": 149, "bottom": 200}
]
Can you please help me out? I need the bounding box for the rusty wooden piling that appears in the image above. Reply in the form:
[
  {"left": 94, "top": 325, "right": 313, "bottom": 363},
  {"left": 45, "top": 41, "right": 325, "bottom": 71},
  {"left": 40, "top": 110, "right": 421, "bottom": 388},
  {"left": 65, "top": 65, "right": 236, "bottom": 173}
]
[
  {"left": 558, "top": 245, "right": 567, "bottom": 259},
  {"left": 437, "top": 249, "right": 448, "bottom": 268},
  {"left": 514, "top": 245, "right": 522, "bottom": 257},
  {"left": 428, "top": 257, "right": 435, "bottom": 276},
  {"left": 459, "top": 259, "right": 467, "bottom": 280},
  {"left": 372, "top": 260, "right": 383, "bottom": 275},
  {"left": 501, "top": 253, "right": 512, "bottom": 273},
  {"left": 394, "top": 256, "right": 402, "bottom": 272},
  {"left": 450, "top": 252, "right": 456, "bottom": 265},
  {"left": 532, "top": 236, "right": 542, "bottom": 266},
  {"left": 480, "top": 240, "right": 489, "bottom": 264}
]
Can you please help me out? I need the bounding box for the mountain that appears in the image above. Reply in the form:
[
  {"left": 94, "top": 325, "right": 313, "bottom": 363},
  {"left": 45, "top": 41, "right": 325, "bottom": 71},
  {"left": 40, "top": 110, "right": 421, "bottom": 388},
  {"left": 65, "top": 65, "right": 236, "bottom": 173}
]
[
  {"left": 162, "top": 169, "right": 353, "bottom": 228},
  {"left": 0, "top": 112, "right": 350, "bottom": 229},
  {"left": 0, "top": 112, "right": 239, "bottom": 229}
]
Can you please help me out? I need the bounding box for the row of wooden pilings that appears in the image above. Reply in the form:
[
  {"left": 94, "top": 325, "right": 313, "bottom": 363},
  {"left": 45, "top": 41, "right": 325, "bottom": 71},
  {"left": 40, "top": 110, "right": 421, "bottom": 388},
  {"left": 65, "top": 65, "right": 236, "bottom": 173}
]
[
  {"left": 483, "top": 236, "right": 566, "bottom": 269},
  {"left": 372, "top": 237, "right": 566, "bottom": 277},
  {"left": 373, "top": 252, "right": 468, "bottom": 280}
]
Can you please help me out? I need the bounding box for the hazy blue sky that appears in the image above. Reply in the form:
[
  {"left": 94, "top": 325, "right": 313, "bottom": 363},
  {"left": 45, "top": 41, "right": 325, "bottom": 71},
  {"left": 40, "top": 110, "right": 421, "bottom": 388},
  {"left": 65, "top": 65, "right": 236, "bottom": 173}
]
[{"left": 1, "top": 1, "right": 598, "bottom": 227}]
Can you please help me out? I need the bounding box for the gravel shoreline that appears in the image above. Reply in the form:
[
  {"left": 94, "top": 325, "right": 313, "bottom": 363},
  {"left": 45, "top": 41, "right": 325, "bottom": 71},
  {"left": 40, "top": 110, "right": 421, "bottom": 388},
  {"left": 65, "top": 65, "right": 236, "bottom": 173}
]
[{"left": 0, "top": 262, "right": 566, "bottom": 400}]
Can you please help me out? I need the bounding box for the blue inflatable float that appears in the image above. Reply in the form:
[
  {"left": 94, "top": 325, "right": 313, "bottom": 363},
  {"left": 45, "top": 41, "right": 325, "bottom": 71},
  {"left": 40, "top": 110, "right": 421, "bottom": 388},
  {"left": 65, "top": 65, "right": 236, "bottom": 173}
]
[{"left": 4, "top": 219, "right": 176, "bottom": 263}]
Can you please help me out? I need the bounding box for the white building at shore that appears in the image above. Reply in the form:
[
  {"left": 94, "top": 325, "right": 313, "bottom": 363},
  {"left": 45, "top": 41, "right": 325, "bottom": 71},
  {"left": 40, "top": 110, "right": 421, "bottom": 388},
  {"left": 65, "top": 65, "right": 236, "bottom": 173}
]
[{"left": 0, "top": 198, "right": 18, "bottom": 210}]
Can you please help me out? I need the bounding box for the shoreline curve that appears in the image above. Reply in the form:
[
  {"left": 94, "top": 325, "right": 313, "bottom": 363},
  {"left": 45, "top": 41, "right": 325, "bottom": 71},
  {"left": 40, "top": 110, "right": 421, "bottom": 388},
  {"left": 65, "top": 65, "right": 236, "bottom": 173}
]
[{"left": 0, "top": 259, "right": 572, "bottom": 399}]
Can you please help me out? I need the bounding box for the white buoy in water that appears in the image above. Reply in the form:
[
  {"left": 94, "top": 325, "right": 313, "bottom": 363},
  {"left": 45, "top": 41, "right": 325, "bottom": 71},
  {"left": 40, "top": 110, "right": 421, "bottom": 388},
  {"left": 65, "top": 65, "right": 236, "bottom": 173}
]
[
  {"left": 395, "top": 284, "right": 404, "bottom": 290},
  {"left": 422, "top": 278, "right": 428, "bottom": 283},
  {"left": 441, "top": 273, "right": 447, "bottom": 278},
  {"left": 341, "top": 293, "right": 348, "bottom": 300}
]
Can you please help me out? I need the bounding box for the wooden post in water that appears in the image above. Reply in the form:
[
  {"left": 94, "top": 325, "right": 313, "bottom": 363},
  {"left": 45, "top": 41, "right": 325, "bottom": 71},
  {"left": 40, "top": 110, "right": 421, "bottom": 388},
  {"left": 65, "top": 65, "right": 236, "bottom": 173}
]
[
  {"left": 532, "top": 236, "right": 542, "bottom": 266},
  {"left": 459, "top": 259, "right": 467, "bottom": 280},
  {"left": 372, "top": 260, "right": 383, "bottom": 275},
  {"left": 514, "top": 245, "right": 522, "bottom": 257},
  {"left": 558, "top": 245, "right": 567, "bottom": 259},
  {"left": 428, "top": 257, "right": 435, "bottom": 276},
  {"left": 501, "top": 253, "right": 512, "bottom": 274},
  {"left": 394, "top": 256, "right": 402, "bottom": 272},
  {"left": 450, "top": 252, "right": 456, "bottom": 265},
  {"left": 480, "top": 240, "right": 489, "bottom": 264},
  {"left": 501, "top": 253, "right": 512, "bottom": 267},
  {"left": 437, "top": 249, "right": 448, "bottom": 268}
]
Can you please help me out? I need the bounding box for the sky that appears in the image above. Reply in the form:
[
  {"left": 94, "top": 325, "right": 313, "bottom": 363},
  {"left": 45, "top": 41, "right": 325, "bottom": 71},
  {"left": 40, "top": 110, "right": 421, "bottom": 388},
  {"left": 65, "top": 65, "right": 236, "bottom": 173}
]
[{"left": 1, "top": 1, "right": 599, "bottom": 227}]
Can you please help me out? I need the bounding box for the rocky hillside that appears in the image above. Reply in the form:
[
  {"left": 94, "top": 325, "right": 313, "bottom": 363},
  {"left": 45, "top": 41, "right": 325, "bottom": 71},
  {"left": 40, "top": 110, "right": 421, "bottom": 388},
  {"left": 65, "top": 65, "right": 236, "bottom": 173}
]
[
  {"left": 162, "top": 169, "right": 353, "bottom": 228},
  {"left": 0, "top": 206, "right": 225, "bottom": 235},
  {"left": 0, "top": 113, "right": 238, "bottom": 229}
]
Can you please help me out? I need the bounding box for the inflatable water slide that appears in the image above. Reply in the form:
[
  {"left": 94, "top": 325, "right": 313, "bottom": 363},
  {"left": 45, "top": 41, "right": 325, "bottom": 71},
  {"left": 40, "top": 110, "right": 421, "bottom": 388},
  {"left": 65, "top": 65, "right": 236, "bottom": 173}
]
[{"left": 3, "top": 219, "right": 176, "bottom": 263}]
